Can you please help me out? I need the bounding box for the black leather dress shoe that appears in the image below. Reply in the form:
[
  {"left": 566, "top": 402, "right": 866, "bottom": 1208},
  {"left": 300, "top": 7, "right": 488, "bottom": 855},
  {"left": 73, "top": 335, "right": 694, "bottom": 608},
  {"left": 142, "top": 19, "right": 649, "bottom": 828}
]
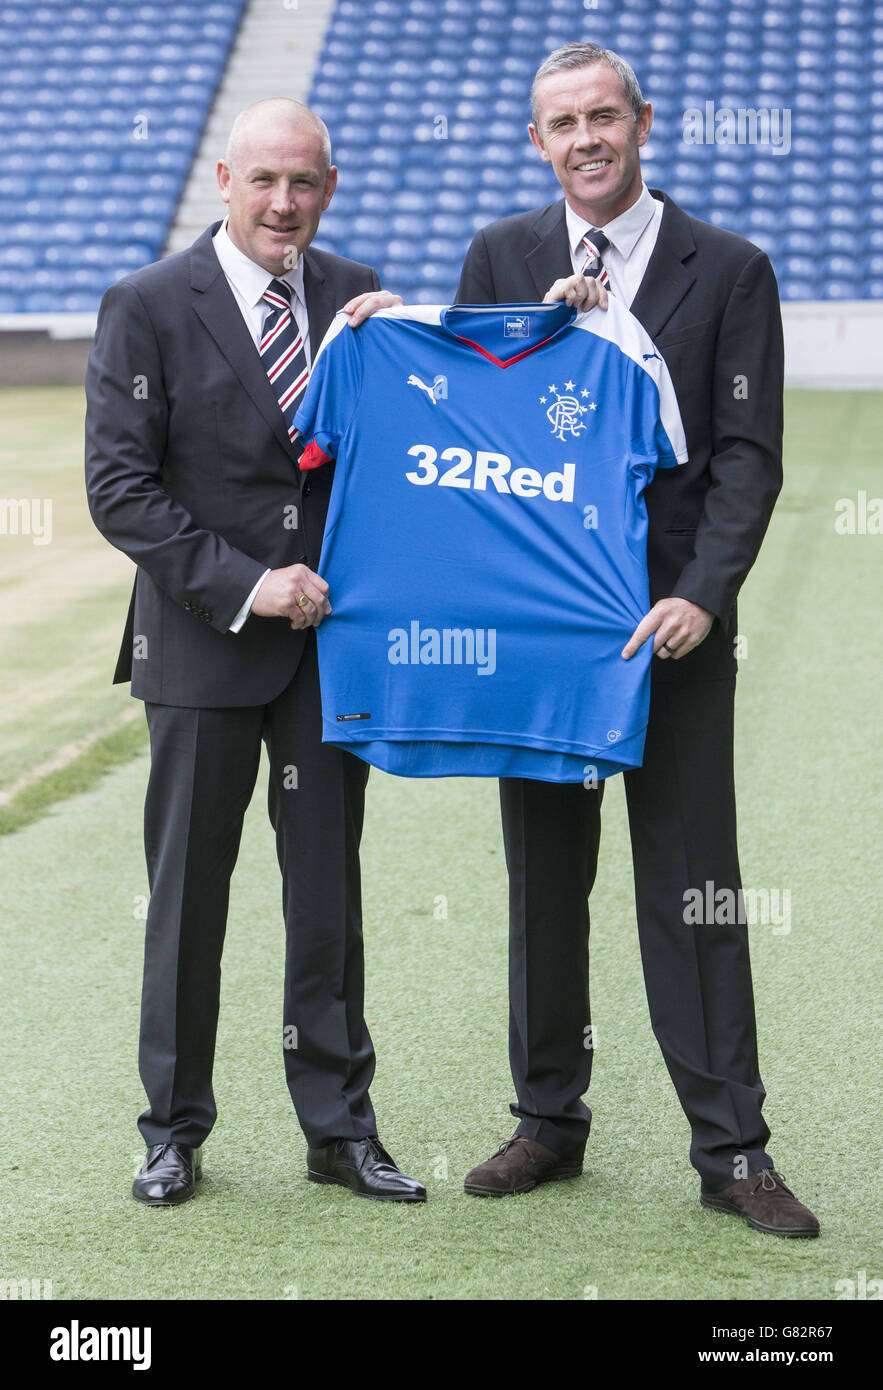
[
  {"left": 132, "top": 1143, "right": 202, "bottom": 1206},
  {"left": 307, "top": 1137, "right": 426, "bottom": 1202}
]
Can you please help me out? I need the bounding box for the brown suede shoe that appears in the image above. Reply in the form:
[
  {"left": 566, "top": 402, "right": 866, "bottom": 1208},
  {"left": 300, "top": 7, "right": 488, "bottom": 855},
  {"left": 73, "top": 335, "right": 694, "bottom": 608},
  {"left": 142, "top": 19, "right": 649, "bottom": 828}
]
[
  {"left": 700, "top": 1168, "right": 819, "bottom": 1237},
  {"left": 463, "top": 1135, "right": 583, "bottom": 1196}
]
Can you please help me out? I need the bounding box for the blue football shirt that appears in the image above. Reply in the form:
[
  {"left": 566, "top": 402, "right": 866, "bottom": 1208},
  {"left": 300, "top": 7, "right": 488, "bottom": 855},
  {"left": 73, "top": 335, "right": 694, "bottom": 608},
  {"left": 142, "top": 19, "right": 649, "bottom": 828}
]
[{"left": 293, "top": 300, "right": 687, "bottom": 783}]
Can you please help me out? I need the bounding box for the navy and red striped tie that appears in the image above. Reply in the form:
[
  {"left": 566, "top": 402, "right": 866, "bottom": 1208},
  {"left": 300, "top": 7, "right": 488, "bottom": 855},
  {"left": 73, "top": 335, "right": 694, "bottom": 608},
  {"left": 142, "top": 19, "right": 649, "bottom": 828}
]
[
  {"left": 260, "top": 278, "right": 309, "bottom": 443},
  {"left": 579, "top": 230, "right": 610, "bottom": 287}
]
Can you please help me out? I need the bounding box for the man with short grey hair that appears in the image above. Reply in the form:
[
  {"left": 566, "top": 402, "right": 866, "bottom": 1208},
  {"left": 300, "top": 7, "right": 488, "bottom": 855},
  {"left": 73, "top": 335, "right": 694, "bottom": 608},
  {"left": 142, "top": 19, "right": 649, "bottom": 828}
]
[
  {"left": 451, "top": 42, "right": 818, "bottom": 1236},
  {"left": 86, "top": 98, "right": 425, "bottom": 1206}
]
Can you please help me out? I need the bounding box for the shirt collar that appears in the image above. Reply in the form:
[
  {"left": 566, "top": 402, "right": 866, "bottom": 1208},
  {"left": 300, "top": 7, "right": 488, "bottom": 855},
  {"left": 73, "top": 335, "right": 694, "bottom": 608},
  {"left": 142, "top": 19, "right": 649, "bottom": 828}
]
[
  {"left": 566, "top": 183, "right": 660, "bottom": 260},
  {"left": 212, "top": 218, "right": 306, "bottom": 310}
]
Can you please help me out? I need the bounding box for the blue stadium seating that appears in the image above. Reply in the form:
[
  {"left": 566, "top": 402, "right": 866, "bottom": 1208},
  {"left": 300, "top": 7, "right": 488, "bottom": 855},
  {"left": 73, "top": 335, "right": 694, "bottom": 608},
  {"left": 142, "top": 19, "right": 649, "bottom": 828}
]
[
  {"left": 308, "top": 0, "right": 883, "bottom": 304},
  {"left": 0, "top": 0, "right": 245, "bottom": 311},
  {"left": 0, "top": 0, "right": 881, "bottom": 311}
]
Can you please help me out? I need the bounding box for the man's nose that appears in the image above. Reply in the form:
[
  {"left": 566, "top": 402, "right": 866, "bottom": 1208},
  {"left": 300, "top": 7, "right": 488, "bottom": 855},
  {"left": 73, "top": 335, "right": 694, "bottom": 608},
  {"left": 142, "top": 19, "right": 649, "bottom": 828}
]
[
  {"left": 575, "top": 117, "right": 601, "bottom": 144},
  {"left": 270, "top": 183, "right": 296, "bottom": 212}
]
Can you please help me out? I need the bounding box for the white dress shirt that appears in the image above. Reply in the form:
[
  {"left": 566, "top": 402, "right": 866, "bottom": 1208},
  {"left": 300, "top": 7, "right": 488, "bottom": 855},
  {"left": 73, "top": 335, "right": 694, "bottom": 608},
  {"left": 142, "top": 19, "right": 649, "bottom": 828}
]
[
  {"left": 211, "top": 219, "right": 311, "bottom": 632},
  {"left": 212, "top": 217, "right": 311, "bottom": 361},
  {"left": 566, "top": 183, "right": 663, "bottom": 308}
]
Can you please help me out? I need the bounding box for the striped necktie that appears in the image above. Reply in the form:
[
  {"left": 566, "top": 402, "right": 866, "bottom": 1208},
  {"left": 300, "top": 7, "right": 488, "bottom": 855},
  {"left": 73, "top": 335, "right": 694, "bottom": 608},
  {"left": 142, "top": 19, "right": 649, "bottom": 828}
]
[
  {"left": 579, "top": 230, "right": 610, "bottom": 287},
  {"left": 260, "top": 278, "right": 309, "bottom": 444}
]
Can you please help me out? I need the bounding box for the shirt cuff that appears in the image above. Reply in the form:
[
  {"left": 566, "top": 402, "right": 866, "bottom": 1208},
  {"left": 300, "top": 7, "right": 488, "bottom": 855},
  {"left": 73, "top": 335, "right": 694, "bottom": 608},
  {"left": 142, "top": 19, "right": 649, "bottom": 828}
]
[{"left": 229, "top": 569, "right": 270, "bottom": 632}]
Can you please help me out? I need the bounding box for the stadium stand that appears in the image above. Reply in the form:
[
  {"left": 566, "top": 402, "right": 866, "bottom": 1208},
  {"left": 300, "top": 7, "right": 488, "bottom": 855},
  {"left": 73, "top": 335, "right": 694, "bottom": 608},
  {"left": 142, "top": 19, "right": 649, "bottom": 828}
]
[
  {"left": 0, "top": 0, "right": 247, "bottom": 314},
  {"left": 166, "top": 0, "right": 336, "bottom": 254},
  {"left": 307, "top": 0, "right": 883, "bottom": 306},
  {"left": 0, "top": 0, "right": 881, "bottom": 384}
]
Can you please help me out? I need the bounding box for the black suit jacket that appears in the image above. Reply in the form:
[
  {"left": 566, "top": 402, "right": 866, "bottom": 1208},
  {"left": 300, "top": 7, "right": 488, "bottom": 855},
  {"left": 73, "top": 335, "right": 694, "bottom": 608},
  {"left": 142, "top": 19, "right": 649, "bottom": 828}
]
[
  {"left": 456, "top": 191, "right": 784, "bottom": 682},
  {"left": 85, "top": 222, "right": 379, "bottom": 706}
]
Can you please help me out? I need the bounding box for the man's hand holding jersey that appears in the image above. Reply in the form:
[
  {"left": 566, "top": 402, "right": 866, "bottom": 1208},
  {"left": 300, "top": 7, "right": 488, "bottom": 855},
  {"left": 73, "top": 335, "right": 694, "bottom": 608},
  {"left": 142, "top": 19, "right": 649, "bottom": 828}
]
[
  {"left": 622, "top": 596, "right": 714, "bottom": 661},
  {"left": 344, "top": 289, "right": 404, "bottom": 324},
  {"left": 543, "top": 273, "right": 609, "bottom": 313},
  {"left": 251, "top": 563, "right": 332, "bottom": 630}
]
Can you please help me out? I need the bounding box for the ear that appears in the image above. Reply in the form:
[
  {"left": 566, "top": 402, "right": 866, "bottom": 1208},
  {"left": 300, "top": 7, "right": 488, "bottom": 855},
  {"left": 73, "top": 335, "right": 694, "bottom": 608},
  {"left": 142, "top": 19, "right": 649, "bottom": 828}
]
[
  {"left": 528, "top": 123, "right": 552, "bottom": 164},
  {"left": 322, "top": 165, "right": 339, "bottom": 211},
  {"left": 217, "top": 159, "right": 232, "bottom": 204},
  {"left": 636, "top": 102, "right": 653, "bottom": 149}
]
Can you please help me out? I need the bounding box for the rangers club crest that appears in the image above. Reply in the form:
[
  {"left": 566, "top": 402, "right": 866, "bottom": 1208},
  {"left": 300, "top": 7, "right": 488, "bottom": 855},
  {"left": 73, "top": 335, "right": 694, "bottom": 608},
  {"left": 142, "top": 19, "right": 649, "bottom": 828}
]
[{"left": 540, "top": 381, "right": 597, "bottom": 441}]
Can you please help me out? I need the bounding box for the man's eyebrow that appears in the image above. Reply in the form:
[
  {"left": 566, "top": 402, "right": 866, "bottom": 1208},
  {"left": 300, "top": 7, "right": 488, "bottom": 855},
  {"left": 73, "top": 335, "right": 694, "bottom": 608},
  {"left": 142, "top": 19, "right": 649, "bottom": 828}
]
[
  {"left": 245, "top": 166, "right": 320, "bottom": 180},
  {"left": 548, "top": 105, "right": 622, "bottom": 121}
]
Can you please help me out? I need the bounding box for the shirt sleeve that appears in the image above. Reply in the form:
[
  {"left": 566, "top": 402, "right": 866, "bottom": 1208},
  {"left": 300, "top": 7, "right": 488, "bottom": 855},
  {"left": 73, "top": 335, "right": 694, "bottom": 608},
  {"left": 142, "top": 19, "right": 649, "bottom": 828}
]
[
  {"left": 229, "top": 569, "right": 270, "bottom": 632},
  {"left": 293, "top": 310, "right": 363, "bottom": 466}
]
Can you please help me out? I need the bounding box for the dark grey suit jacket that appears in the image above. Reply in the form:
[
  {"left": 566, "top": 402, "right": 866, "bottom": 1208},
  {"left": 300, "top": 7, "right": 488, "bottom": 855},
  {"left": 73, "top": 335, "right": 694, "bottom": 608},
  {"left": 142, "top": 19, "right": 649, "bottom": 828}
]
[
  {"left": 456, "top": 191, "right": 784, "bottom": 682},
  {"left": 85, "top": 222, "right": 379, "bottom": 706}
]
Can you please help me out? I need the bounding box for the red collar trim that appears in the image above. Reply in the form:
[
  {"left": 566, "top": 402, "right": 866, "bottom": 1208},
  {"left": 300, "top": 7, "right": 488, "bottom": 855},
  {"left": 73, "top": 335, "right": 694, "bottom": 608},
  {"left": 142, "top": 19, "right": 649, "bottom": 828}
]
[{"left": 450, "top": 332, "right": 561, "bottom": 369}]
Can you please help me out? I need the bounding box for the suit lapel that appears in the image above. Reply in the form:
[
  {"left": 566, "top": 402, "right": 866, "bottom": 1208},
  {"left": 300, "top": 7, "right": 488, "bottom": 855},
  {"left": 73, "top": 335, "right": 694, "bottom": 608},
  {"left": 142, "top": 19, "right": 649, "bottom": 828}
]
[
  {"left": 303, "top": 250, "right": 338, "bottom": 357},
  {"left": 189, "top": 223, "right": 300, "bottom": 462},
  {"left": 628, "top": 190, "right": 697, "bottom": 339},
  {"left": 522, "top": 192, "right": 698, "bottom": 338},
  {"left": 525, "top": 202, "right": 574, "bottom": 300}
]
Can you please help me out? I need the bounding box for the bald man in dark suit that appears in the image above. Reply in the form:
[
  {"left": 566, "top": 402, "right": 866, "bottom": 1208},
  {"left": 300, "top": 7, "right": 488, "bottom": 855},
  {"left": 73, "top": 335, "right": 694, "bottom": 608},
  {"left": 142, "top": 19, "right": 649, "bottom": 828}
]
[{"left": 86, "top": 99, "right": 424, "bottom": 1206}]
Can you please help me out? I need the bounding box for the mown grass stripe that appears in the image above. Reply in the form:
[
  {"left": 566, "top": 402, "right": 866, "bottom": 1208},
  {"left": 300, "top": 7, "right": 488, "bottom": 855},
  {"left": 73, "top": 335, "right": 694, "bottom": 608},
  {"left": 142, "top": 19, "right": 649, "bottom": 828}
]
[{"left": 0, "top": 712, "right": 148, "bottom": 836}]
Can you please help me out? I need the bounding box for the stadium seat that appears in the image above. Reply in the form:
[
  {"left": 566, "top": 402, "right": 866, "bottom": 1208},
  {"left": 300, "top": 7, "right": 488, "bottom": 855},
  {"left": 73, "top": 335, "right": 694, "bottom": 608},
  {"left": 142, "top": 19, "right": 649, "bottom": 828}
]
[
  {"left": 308, "top": 0, "right": 881, "bottom": 303},
  {"left": 0, "top": 0, "right": 246, "bottom": 311},
  {"left": 0, "top": 0, "right": 880, "bottom": 310}
]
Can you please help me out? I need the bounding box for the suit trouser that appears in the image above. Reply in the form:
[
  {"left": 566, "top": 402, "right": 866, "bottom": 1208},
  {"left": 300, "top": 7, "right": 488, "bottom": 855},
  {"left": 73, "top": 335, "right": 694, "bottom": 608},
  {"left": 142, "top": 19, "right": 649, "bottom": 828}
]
[
  {"left": 501, "top": 673, "right": 772, "bottom": 1193},
  {"left": 137, "top": 630, "right": 376, "bottom": 1149}
]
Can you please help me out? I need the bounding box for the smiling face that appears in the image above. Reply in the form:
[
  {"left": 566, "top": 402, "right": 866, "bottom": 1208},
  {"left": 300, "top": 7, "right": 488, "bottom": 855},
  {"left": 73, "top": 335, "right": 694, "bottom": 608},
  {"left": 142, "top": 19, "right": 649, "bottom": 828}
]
[
  {"left": 217, "top": 110, "right": 337, "bottom": 274},
  {"left": 529, "top": 63, "right": 652, "bottom": 226}
]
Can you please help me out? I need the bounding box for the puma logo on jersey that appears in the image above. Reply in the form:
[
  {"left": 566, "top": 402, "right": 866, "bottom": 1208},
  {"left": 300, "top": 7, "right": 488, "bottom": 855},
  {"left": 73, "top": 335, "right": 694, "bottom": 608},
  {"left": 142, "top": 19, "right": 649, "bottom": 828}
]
[
  {"left": 407, "top": 373, "right": 447, "bottom": 404},
  {"left": 642, "top": 352, "right": 660, "bottom": 362}
]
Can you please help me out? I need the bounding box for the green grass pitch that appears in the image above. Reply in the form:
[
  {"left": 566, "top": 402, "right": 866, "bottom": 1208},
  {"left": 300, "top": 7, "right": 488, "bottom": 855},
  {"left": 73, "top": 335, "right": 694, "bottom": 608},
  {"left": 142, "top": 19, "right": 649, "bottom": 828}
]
[{"left": 0, "top": 387, "right": 879, "bottom": 1299}]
